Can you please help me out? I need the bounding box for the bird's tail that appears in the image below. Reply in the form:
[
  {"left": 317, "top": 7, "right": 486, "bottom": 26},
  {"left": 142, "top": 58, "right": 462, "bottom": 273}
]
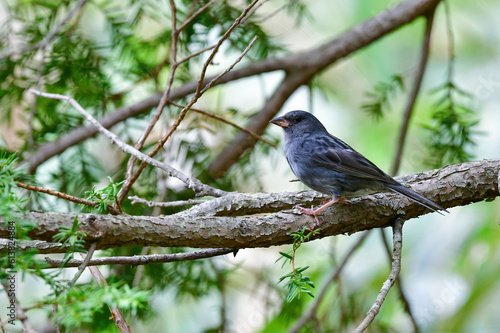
[{"left": 385, "top": 183, "right": 448, "bottom": 215}]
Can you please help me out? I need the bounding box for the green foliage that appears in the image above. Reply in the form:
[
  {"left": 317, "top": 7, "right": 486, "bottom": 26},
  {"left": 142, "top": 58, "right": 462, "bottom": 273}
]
[
  {"left": 421, "top": 0, "right": 480, "bottom": 169},
  {"left": 54, "top": 282, "right": 151, "bottom": 331},
  {"left": 278, "top": 265, "right": 315, "bottom": 302},
  {"left": 361, "top": 74, "right": 405, "bottom": 120},
  {"left": 0, "top": 150, "right": 27, "bottom": 221},
  {"left": 0, "top": 0, "right": 497, "bottom": 332},
  {"left": 422, "top": 81, "right": 479, "bottom": 168},
  {"left": 52, "top": 216, "right": 87, "bottom": 266},
  {"left": 85, "top": 176, "right": 124, "bottom": 213},
  {"left": 277, "top": 227, "right": 321, "bottom": 302}
]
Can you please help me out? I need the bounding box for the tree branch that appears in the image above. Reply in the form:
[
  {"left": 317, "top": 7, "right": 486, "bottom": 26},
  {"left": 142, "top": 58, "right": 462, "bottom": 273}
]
[
  {"left": 68, "top": 242, "right": 97, "bottom": 287},
  {"left": 354, "top": 218, "right": 404, "bottom": 332},
  {"left": 117, "top": 34, "right": 259, "bottom": 203},
  {"left": 129, "top": 195, "right": 207, "bottom": 208},
  {"left": 17, "top": 182, "right": 121, "bottom": 215},
  {"left": 123, "top": 0, "right": 219, "bottom": 197},
  {"left": 208, "top": 0, "right": 443, "bottom": 177},
  {"left": 25, "top": 0, "right": 443, "bottom": 174},
  {"left": 207, "top": 71, "right": 313, "bottom": 178},
  {"left": 84, "top": 257, "right": 132, "bottom": 333},
  {"left": 43, "top": 248, "right": 234, "bottom": 268},
  {"left": 28, "top": 89, "right": 226, "bottom": 198},
  {"left": 380, "top": 229, "right": 420, "bottom": 332},
  {"left": 391, "top": 6, "right": 437, "bottom": 176},
  {"left": 382, "top": 8, "right": 437, "bottom": 329},
  {"left": 3, "top": 159, "right": 498, "bottom": 251}
]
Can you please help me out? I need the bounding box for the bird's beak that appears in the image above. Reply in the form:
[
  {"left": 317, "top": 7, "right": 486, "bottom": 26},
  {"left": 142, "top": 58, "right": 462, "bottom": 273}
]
[{"left": 270, "top": 116, "right": 291, "bottom": 128}]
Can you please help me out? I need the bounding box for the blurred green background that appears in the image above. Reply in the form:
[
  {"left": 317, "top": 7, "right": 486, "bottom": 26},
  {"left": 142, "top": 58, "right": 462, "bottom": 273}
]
[{"left": 1, "top": 0, "right": 499, "bottom": 332}]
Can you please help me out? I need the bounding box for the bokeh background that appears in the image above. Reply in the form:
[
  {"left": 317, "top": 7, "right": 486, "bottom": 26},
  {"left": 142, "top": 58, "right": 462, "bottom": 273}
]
[{"left": 1, "top": 0, "right": 500, "bottom": 332}]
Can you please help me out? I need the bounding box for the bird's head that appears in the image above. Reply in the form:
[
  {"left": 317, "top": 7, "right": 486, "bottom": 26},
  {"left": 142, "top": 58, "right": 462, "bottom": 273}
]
[{"left": 270, "top": 110, "right": 327, "bottom": 136}]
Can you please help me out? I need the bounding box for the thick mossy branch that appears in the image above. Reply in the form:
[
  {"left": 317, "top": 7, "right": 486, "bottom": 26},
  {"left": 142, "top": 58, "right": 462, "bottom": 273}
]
[{"left": 1, "top": 160, "right": 498, "bottom": 251}]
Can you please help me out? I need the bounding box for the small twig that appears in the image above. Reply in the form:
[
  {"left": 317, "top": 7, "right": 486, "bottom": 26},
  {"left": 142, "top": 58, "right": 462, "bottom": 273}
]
[
  {"left": 386, "top": 8, "right": 436, "bottom": 330},
  {"left": 119, "top": 0, "right": 256, "bottom": 203},
  {"left": 288, "top": 231, "right": 371, "bottom": 333},
  {"left": 391, "top": 6, "right": 436, "bottom": 175},
  {"left": 17, "top": 182, "right": 121, "bottom": 215},
  {"left": 27, "top": 47, "right": 46, "bottom": 151},
  {"left": 178, "top": 0, "right": 220, "bottom": 31},
  {"left": 253, "top": 0, "right": 298, "bottom": 23},
  {"left": 168, "top": 88, "right": 276, "bottom": 147},
  {"left": 28, "top": 89, "right": 226, "bottom": 198},
  {"left": 202, "top": 36, "right": 259, "bottom": 96},
  {"left": 44, "top": 248, "right": 234, "bottom": 268},
  {"left": 129, "top": 195, "right": 207, "bottom": 208},
  {"left": 195, "top": 0, "right": 260, "bottom": 96},
  {"left": 177, "top": 44, "right": 216, "bottom": 64},
  {"left": 379, "top": 230, "right": 420, "bottom": 333},
  {"left": 354, "top": 218, "right": 404, "bottom": 333},
  {"left": 117, "top": 35, "right": 258, "bottom": 202},
  {"left": 132, "top": 247, "right": 149, "bottom": 287},
  {"left": 0, "top": 0, "right": 89, "bottom": 60},
  {"left": 444, "top": 0, "right": 455, "bottom": 84},
  {"left": 83, "top": 257, "right": 132, "bottom": 333},
  {"left": 67, "top": 242, "right": 97, "bottom": 287},
  {"left": 0, "top": 238, "right": 67, "bottom": 254},
  {"left": 123, "top": 0, "right": 219, "bottom": 192}
]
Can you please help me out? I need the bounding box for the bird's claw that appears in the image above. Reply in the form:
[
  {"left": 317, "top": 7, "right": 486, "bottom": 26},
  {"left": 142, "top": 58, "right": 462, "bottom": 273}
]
[
  {"left": 294, "top": 205, "right": 315, "bottom": 215},
  {"left": 294, "top": 205, "right": 321, "bottom": 226}
]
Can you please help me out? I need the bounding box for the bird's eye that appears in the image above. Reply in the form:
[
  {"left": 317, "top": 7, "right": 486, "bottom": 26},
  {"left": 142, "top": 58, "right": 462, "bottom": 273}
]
[{"left": 294, "top": 115, "right": 302, "bottom": 123}]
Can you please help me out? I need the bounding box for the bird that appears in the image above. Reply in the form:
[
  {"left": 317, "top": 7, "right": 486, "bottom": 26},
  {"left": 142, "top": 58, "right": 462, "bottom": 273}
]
[{"left": 270, "top": 110, "right": 448, "bottom": 226}]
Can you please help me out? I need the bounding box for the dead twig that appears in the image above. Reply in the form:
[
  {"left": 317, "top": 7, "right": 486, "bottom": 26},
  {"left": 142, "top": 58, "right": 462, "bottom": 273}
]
[
  {"left": 28, "top": 89, "right": 227, "bottom": 198},
  {"left": 354, "top": 218, "right": 404, "bottom": 332}
]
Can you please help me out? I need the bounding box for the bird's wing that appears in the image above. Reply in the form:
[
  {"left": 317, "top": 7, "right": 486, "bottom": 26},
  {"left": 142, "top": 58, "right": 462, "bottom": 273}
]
[{"left": 309, "top": 135, "right": 399, "bottom": 185}]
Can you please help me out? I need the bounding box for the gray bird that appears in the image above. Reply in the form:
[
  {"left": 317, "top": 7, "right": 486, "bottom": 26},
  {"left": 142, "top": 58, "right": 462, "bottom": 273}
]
[{"left": 270, "top": 110, "right": 447, "bottom": 225}]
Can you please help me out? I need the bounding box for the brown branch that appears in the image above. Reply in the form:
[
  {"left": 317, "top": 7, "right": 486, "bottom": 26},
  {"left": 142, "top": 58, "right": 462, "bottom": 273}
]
[
  {"left": 129, "top": 195, "right": 207, "bottom": 208},
  {"left": 287, "top": 230, "right": 371, "bottom": 333},
  {"left": 391, "top": 6, "right": 437, "bottom": 176},
  {"left": 123, "top": 0, "right": 219, "bottom": 188},
  {"left": 3, "top": 159, "right": 498, "bottom": 251},
  {"left": 83, "top": 256, "right": 132, "bottom": 333},
  {"left": 121, "top": 0, "right": 255, "bottom": 203},
  {"left": 354, "top": 218, "right": 404, "bottom": 332},
  {"left": 208, "top": 0, "right": 443, "bottom": 178},
  {"left": 28, "top": 89, "right": 227, "bottom": 197},
  {"left": 26, "top": 0, "right": 443, "bottom": 174},
  {"left": 17, "top": 182, "right": 121, "bottom": 215},
  {"left": 0, "top": 238, "right": 68, "bottom": 254},
  {"left": 208, "top": 71, "right": 310, "bottom": 177},
  {"left": 380, "top": 229, "right": 420, "bottom": 333},
  {"left": 117, "top": 34, "right": 259, "bottom": 203},
  {"left": 68, "top": 242, "right": 97, "bottom": 287},
  {"left": 170, "top": 101, "right": 276, "bottom": 147},
  {"left": 384, "top": 9, "right": 436, "bottom": 330},
  {"left": 44, "top": 248, "right": 234, "bottom": 268}
]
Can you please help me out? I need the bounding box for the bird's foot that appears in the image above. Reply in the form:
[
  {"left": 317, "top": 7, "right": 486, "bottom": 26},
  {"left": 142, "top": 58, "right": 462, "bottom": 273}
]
[
  {"left": 295, "top": 205, "right": 321, "bottom": 226},
  {"left": 295, "top": 197, "right": 349, "bottom": 227}
]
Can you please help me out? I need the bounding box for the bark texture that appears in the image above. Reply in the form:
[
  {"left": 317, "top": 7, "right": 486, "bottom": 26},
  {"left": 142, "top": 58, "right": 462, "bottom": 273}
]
[{"left": 2, "top": 159, "right": 498, "bottom": 251}]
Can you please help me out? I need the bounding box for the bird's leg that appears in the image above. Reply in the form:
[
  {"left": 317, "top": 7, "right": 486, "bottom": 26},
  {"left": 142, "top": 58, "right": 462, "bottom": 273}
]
[{"left": 295, "top": 197, "right": 349, "bottom": 226}]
